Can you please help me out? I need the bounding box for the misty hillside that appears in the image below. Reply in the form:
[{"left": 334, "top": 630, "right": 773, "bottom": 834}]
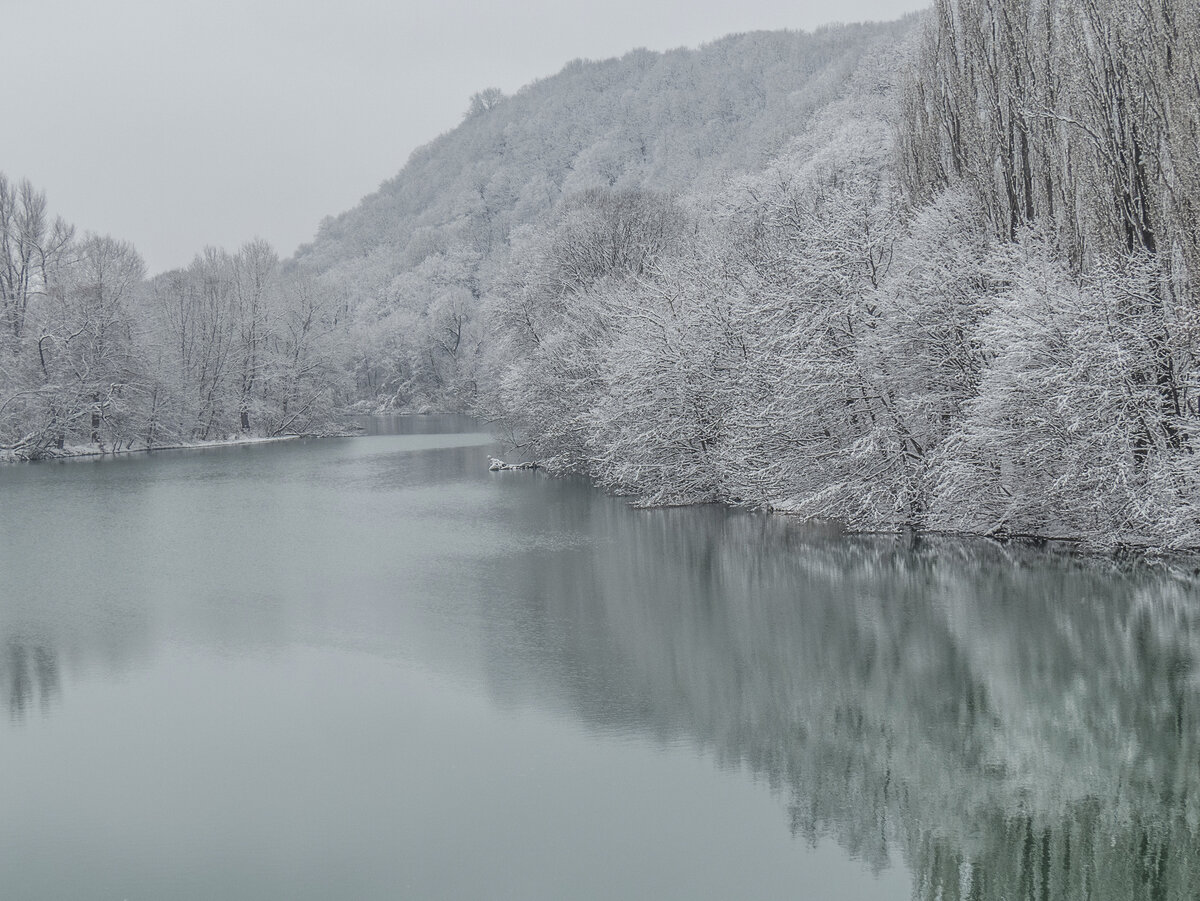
[
  {"left": 0, "top": 20, "right": 916, "bottom": 464},
  {"left": 295, "top": 22, "right": 913, "bottom": 275},
  {"left": 283, "top": 2, "right": 1199, "bottom": 551}
]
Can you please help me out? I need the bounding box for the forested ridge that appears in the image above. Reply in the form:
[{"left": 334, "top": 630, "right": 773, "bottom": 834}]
[
  {"left": 4, "top": 4, "right": 1198, "bottom": 550},
  {"left": 0, "top": 24, "right": 896, "bottom": 460}
]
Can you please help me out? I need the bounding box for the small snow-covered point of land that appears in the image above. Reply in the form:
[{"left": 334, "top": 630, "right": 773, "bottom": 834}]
[{"left": 489, "top": 457, "right": 538, "bottom": 472}]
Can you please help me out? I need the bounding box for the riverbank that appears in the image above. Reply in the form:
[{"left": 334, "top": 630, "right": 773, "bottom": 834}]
[
  {"left": 0, "top": 434, "right": 303, "bottom": 463},
  {"left": 508, "top": 454, "right": 1200, "bottom": 560}
]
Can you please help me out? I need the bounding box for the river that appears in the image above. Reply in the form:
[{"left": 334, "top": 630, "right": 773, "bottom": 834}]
[{"left": 1, "top": 415, "right": 1197, "bottom": 899}]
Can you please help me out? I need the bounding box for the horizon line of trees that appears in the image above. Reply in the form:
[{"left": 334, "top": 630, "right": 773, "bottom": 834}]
[{"left": 0, "top": 173, "right": 349, "bottom": 459}]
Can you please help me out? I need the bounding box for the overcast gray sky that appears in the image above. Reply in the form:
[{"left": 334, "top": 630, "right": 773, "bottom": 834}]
[{"left": 4, "top": 0, "right": 928, "bottom": 274}]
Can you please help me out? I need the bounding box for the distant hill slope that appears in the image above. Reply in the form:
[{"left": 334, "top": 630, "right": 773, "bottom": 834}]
[{"left": 295, "top": 21, "right": 914, "bottom": 277}]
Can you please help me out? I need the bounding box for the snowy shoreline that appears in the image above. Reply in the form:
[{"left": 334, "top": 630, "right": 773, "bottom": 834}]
[
  {"left": 0, "top": 434, "right": 305, "bottom": 463},
  {"left": 509, "top": 459, "right": 1200, "bottom": 560}
]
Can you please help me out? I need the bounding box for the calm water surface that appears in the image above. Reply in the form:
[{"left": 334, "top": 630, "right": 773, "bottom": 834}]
[{"left": 1, "top": 415, "right": 1198, "bottom": 899}]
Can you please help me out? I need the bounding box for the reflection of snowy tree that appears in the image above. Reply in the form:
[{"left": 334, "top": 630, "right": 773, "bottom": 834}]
[
  {"left": 3, "top": 640, "right": 59, "bottom": 720},
  {"left": 484, "top": 502, "right": 1200, "bottom": 899}
]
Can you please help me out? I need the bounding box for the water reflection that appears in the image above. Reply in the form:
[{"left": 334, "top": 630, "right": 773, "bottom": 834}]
[
  {"left": 479, "top": 505, "right": 1200, "bottom": 900},
  {"left": 2, "top": 416, "right": 1198, "bottom": 899},
  {"left": 3, "top": 639, "right": 59, "bottom": 720}
]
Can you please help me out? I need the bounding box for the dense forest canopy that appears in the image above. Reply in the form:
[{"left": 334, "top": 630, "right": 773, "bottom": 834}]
[
  {"left": 475, "top": 0, "right": 1199, "bottom": 550},
  {"left": 294, "top": 22, "right": 912, "bottom": 408},
  {"left": 2, "top": 4, "right": 1197, "bottom": 549}
]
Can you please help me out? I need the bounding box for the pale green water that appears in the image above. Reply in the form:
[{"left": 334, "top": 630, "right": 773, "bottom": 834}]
[{"left": 1, "top": 415, "right": 1197, "bottom": 900}]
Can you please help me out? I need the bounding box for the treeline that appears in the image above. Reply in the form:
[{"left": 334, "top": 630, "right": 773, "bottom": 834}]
[
  {"left": 6, "top": 7, "right": 1196, "bottom": 547},
  {"left": 0, "top": 175, "right": 348, "bottom": 459},
  {"left": 478, "top": 2, "right": 1200, "bottom": 550}
]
